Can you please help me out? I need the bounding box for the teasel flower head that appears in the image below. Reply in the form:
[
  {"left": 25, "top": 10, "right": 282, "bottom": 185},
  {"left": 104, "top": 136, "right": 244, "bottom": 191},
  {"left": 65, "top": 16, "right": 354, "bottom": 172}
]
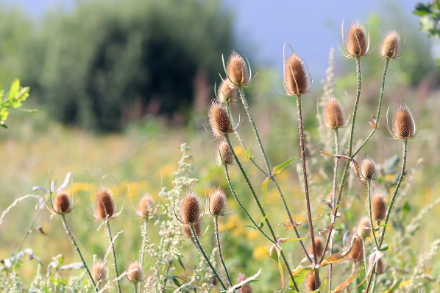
[
  {"left": 216, "top": 140, "right": 234, "bottom": 166},
  {"left": 371, "top": 191, "right": 387, "bottom": 221},
  {"left": 182, "top": 222, "right": 201, "bottom": 238},
  {"left": 387, "top": 103, "right": 419, "bottom": 140},
  {"left": 305, "top": 273, "right": 321, "bottom": 291},
  {"left": 208, "top": 102, "right": 233, "bottom": 138},
  {"left": 322, "top": 96, "right": 346, "bottom": 129},
  {"left": 126, "top": 261, "right": 143, "bottom": 283},
  {"left": 237, "top": 273, "right": 252, "bottom": 293},
  {"left": 283, "top": 45, "right": 311, "bottom": 96},
  {"left": 380, "top": 31, "right": 402, "bottom": 59},
  {"left": 53, "top": 190, "right": 71, "bottom": 214},
  {"left": 217, "top": 79, "right": 237, "bottom": 103},
  {"left": 360, "top": 156, "right": 377, "bottom": 181},
  {"left": 342, "top": 20, "right": 371, "bottom": 58},
  {"left": 348, "top": 236, "right": 363, "bottom": 261},
  {"left": 308, "top": 236, "right": 324, "bottom": 257},
  {"left": 91, "top": 261, "right": 108, "bottom": 283},
  {"left": 357, "top": 216, "right": 372, "bottom": 238},
  {"left": 208, "top": 188, "right": 227, "bottom": 216},
  {"left": 94, "top": 187, "right": 115, "bottom": 220},
  {"left": 137, "top": 194, "right": 155, "bottom": 218},
  {"left": 226, "top": 51, "right": 250, "bottom": 88},
  {"left": 179, "top": 191, "right": 200, "bottom": 224}
]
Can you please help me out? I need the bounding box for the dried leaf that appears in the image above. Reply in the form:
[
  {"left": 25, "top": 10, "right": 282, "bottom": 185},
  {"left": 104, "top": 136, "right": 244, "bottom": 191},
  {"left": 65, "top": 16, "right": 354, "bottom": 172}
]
[
  {"left": 353, "top": 250, "right": 385, "bottom": 289},
  {"left": 319, "top": 234, "right": 359, "bottom": 267},
  {"left": 319, "top": 223, "right": 334, "bottom": 235},
  {"left": 331, "top": 266, "right": 364, "bottom": 293}
]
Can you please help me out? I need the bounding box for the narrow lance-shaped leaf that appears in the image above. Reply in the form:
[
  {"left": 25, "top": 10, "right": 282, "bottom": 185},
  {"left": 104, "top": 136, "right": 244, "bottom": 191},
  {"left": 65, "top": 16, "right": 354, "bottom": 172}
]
[
  {"left": 319, "top": 234, "right": 359, "bottom": 267},
  {"left": 262, "top": 177, "right": 271, "bottom": 208},
  {"left": 383, "top": 277, "right": 403, "bottom": 293},
  {"left": 273, "top": 156, "right": 298, "bottom": 176},
  {"left": 330, "top": 266, "right": 364, "bottom": 293},
  {"left": 289, "top": 265, "right": 313, "bottom": 289},
  {"left": 246, "top": 144, "right": 252, "bottom": 160}
]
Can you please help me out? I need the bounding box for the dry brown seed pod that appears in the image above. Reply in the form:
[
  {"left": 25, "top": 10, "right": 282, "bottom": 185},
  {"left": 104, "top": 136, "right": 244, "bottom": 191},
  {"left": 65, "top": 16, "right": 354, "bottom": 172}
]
[
  {"left": 180, "top": 192, "right": 200, "bottom": 224},
  {"left": 208, "top": 102, "right": 231, "bottom": 137},
  {"left": 218, "top": 79, "right": 237, "bottom": 103},
  {"left": 348, "top": 236, "right": 363, "bottom": 261},
  {"left": 181, "top": 222, "right": 201, "bottom": 238},
  {"left": 284, "top": 51, "right": 309, "bottom": 96},
  {"left": 357, "top": 217, "right": 372, "bottom": 238},
  {"left": 308, "top": 236, "right": 324, "bottom": 257},
  {"left": 227, "top": 51, "right": 249, "bottom": 87},
  {"left": 305, "top": 273, "right": 320, "bottom": 291},
  {"left": 95, "top": 187, "right": 115, "bottom": 220},
  {"left": 53, "top": 191, "right": 71, "bottom": 214},
  {"left": 126, "top": 262, "right": 143, "bottom": 283},
  {"left": 360, "top": 157, "right": 377, "bottom": 181},
  {"left": 389, "top": 103, "right": 417, "bottom": 139},
  {"left": 345, "top": 21, "right": 368, "bottom": 57},
  {"left": 237, "top": 273, "right": 252, "bottom": 293},
  {"left": 323, "top": 97, "right": 345, "bottom": 129},
  {"left": 380, "top": 31, "right": 401, "bottom": 59},
  {"left": 137, "top": 194, "right": 155, "bottom": 218},
  {"left": 216, "top": 140, "right": 234, "bottom": 166},
  {"left": 209, "top": 188, "right": 227, "bottom": 216},
  {"left": 91, "top": 261, "right": 108, "bottom": 283},
  {"left": 371, "top": 192, "right": 387, "bottom": 221}
]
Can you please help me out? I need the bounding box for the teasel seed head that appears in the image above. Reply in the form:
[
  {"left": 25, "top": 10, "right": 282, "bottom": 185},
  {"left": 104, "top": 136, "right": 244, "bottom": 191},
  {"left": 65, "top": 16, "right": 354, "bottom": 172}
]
[
  {"left": 182, "top": 222, "right": 201, "bottom": 238},
  {"left": 371, "top": 192, "right": 387, "bottom": 221},
  {"left": 137, "top": 194, "right": 155, "bottom": 218},
  {"left": 357, "top": 217, "right": 372, "bottom": 238},
  {"left": 284, "top": 50, "right": 309, "bottom": 96},
  {"left": 53, "top": 190, "right": 71, "bottom": 214},
  {"left": 216, "top": 140, "right": 234, "bottom": 166},
  {"left": 344, "top": 20, "right": 368, "bottom": 57},
  {"left": 308, "top": 236, "right": 324, "bottom": 257},
  {"left": 227, "top": 51, "right": 249, "bottom": 87},
  {"left": 348, "top": 236, "right": 363, "bottom": 261},
  {"left": 209, "top": 188, "right": 227, "bottom": 216},
  {"left": 218, "top": 79, "right": 237, "bottom": 103},
  {"left": 388, "top": 103, "right": 418, "bottom": 139},
  {"left": 380, "top": 31, "right": 401, "bottom": 59},
  {"left": 208, "top": 102, "right": 231, "bottom": 137},
  {"left": 323, "top": 97, "right": 346, "bottom": 129},
  {"left": 180, "top": 191, "right": 200, "bottom": 224},
  {"left": 95, "top": 187, "right": 115, "bottom": 220},
  {"left": 305, "top": 273, "right": 320, "bottom": 291},
  {"left": 237, "top": 273, "right": 252, "bottom": 293},
  {"left": 360, "top": 157, "right": 377, "bottom": 181},
  {"left": 91, "top": 261, "right": 108, "bottom": 283},
  {"left": 126, "top": 261, "right": 143, "bottom": 283},
  {"left": 377, "top": 258, "right": 385, "bottom": 274}
]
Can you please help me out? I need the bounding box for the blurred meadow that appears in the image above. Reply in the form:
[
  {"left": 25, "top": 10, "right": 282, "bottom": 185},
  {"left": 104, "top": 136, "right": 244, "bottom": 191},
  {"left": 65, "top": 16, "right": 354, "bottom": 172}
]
[{"left": 1, "top": 0, "right": 440, "bottom": 292}]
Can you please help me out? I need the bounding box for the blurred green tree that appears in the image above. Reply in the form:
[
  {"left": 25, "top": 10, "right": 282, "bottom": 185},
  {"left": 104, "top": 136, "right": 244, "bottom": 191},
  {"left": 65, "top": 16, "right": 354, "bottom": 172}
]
[{"left": 414, "top": 1, "right": 440, "bottom": 66}]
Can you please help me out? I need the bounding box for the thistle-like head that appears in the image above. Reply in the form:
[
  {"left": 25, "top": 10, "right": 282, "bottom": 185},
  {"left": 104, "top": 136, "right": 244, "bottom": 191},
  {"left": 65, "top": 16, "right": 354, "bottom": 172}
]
[
  {"left": 386, "top": 103, "right": 419, "bottom": 140},
  {"left": 283, "top": 45, "right": 311, "bottom": 96},
  {"left": 342, "top": 20, "right": 371, "bottom": 58}
]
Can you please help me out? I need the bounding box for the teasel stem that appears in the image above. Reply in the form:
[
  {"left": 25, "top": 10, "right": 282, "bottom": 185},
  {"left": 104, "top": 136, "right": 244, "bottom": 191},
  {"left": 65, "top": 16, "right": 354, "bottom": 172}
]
[
  {"left": 296, "top": 94, "right": 319, "bottom": 285},
  {"left": 138, "top": 219, "right": 148, "bottom": 292},
  {"left": 189, "top": 223, "right": 227, "bottom": 290},
  {"left": 105, "top": 219, "right": 121, "bottom": 293},
  {"left": 372, "top": 264, "right": 379, "bottom": 292},
  {"left": 224, "top": 134, "right": 300, "bottom": 291},
  {"left": 362, "top": 237, "right": 368, "bottom": 274},
  {"left": 328, "top": 129, "right": 339, "bottom": 290},
  {"left": 352, "top": 57, "right": 390, "bottom": 158},
  {"left": 365, "top": 261, "right": 379, "bottom": 293},
  {"left": 61, "top": 215, "right": 97, "bottom": 291},
  {"left": 379, "top": 138, "right": 408, "bottom": 248},
  {"left": 367, "top": 182, "right": 380, "bottom": 249},
  {"left": 133, "top": 283, "right": 138, "bottom": 293},
  {"left": 214, "top": 216, "right": 232, "bottom": 286}
]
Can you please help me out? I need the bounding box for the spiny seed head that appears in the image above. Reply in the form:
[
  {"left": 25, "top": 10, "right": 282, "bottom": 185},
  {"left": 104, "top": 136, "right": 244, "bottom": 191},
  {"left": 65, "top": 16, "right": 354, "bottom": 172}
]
[
  {"left": 126, "top": 262, "right": 143, "bottom": 283},
  {"left": 53, "top": 191, "right": 71, "bottom": 214},
  {"left": 237, "top": 274, "right": 252, "bottom": 293},
  {"left": 284, "top": 52, "right": 308, "bottom": 95},
  {"left": 371, "top": 192, "right": 387, "bottom": 221},
  {"left": 358, "top": 217, "right": 372, "bottom": 238},
  {"left": 209, "top": 188, "right": 227, "bottom": 216},
  {"left": 346, "top": 21, "right": 368, "bottom": 57},
  {"left": 392, "top": 103, "right": 416, "bottom": 139},
  {"left": 218, "top": 79, "right": 237, "bottom": 103},
  {"left": 360, "top": 157, "right": 377, "bottom": 181},
  {"left": 91, "top": 261, "right": 107, "bottom": 283},
  {"left": 227, "top": 51, "right": 249, "bottom": 87},
  {"left": 216, "top": 140, "right": 234, "bottom": 166},
  {"left": 305, "top": 273, "right": 320, "bottom": 291},
  {"left": 380, "top": 31, "right": 401, "bottom": 59},
  {"left": 308, "top": 236, "right": 324, "bottom": 257},
  {"left": 348, "top": 236, "right": 363, "bottom": 261},
  {"left": 323, "top": 97, "right": 345, "bottom": 129},
  {"left": 137, "top": 194, "right": 155, "bottom": 218},
  {"left": 180, "top": 192, "right": 200, "bottom": 224},
  {"left": 95, "top": 187, "right": 115, "bottom": 220},
  {"left": 208, "top": 102, "right": 231, "bottom": 137},
  {"left": 181, "top": 222, "right": 201, "bottom": 238}
]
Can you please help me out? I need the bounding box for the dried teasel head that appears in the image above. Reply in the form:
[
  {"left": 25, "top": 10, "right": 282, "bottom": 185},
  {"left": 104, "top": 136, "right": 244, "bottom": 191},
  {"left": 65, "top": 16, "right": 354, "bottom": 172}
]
[
  {"left": 209, "top": 188, "right": 227, "bottom": 216},
  {"left": 179, "top": 192, "right": 200, "bottom": 224},
  {"left": 323, "top": 97, "right": 346, "bottom": 129},
  {"left": 91, "top": 261, "right": 108, "bottom": 283},
  {"left": 226, "top": 51, "right": 249, "bottom": 87},
  {"left": 343, "top": 20, "right": 369, "bottom": 57},
  {"left": 308, "top": 236, "right": 324, "bottom": 257},
  {"left": 377, "top": 258, "right": 385, "bottom": 274},
  {"left": 218, "top": 79, "right": 237, "bottom": 103},
  {"left": 182, "top": 222, "right": 201, "bottom": 238},
  {"left": 216, "top": 140, "right": 234, "bottom": 166},
  {"left": 237, "top": 273, "right": 252, "bottom": 293},
  {"left": 348, "top": 236, "right": 363, "bottom": 261},
  {"left": 360, "top": 156, "right": 377, "bottom": 181},
  {"left": 95, "top": 187, "right": 115, "bottom": 220},
  {"left": 305, "top": 273, "right": 320, "bottom": 291},
  {"left": 283, "top": 48, "right": 310, "bottom": 96},
  {"left": 137, "top": 194, "right": 155, "bottom": 218},
  {"left": 387, "top": 103, "right": 418, "bottom": 139},
  {"left": 380, "top": 31, "right": 401, "bottom": 59},
  {"left": 126, "top": 262, "right": 143, "bottom": 283},
  {"left": 208, "top": 102, "right": 231, "bottom": 137},
  {"left": 371, "top": 192, "right": 387, "bottom": 221},
  {"left": 53, "top": 190, "right": 71, "bottom": 214},
  {"left": 357, "top": 217, "right": 372, "bottom": 238}
]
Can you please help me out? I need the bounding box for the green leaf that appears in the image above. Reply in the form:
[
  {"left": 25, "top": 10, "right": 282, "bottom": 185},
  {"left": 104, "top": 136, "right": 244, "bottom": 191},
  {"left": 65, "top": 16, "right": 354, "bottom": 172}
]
[
  {"left": 262, "top": 177, "right": 271, "bottom": 208},
  {"left": 289, "top": 265, "right": 313, "bottom": 289},
  {"left": 383, "top": 277, "right": 402, "bottom": 293},
  {"left": 312, "top": 279, "right": 327, "bottom": 292},
  {"left": 272, "top": 156, "right": 298, "bottom": 176},
  {"left": 414, "top": 3, "right": 432, "bottom": 16},
  {"left": 0, "top": 107, "right": 9, "bottom": 121},
  {"left": 8, "top": 79, "right": 20, "bottom": 99},
  {"left": 244, "top": 225, "right": 257, "bottom": 230},
  {"left": 246, "top": 144, "right": 251, "bottom": 160},
  {"left": 373, "top": 223, "right": 390, "bottom": 232},
  {"left": 259, "top": 211, "right": 270, "bottom": 229},
  {"left": 0, "top": 83, "right": 3, "bottom": 101},
  {"left": 380, "top": 243, "right": 389, "bottom": 251}
]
